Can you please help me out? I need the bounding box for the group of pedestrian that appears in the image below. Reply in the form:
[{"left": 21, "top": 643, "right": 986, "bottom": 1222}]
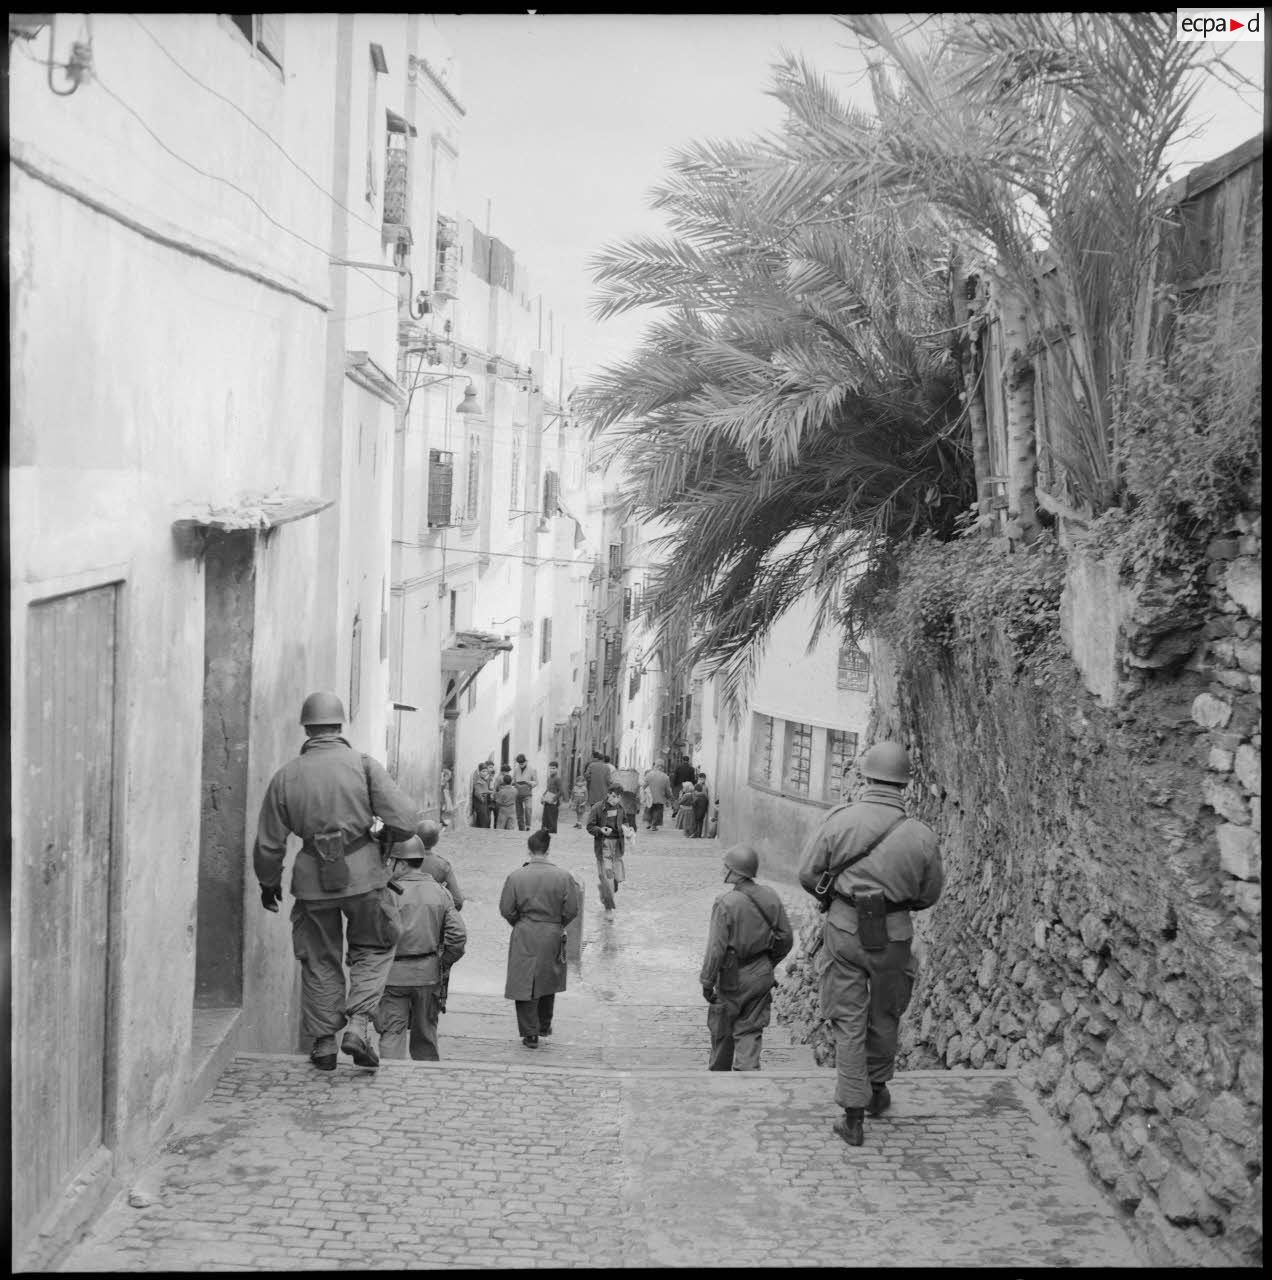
[
  {"left": 638, "top": 756, "right": 711, "bottom": 836},
  {"left": 255, "top": 695, "right": 943, "bottom": 1148},
  {"left": 467, "top": 754, "right": 568, "bottom": 832}
]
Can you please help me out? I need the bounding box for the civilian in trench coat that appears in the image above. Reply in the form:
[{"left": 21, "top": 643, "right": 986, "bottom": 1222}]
[{"left": 499, "top": 829, "right": 582, "bottom": 1047}]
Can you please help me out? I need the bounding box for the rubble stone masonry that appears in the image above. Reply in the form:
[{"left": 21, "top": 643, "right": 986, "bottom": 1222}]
[{"left": 775, "top": 511, "right": 1262, "bottom": 1266}]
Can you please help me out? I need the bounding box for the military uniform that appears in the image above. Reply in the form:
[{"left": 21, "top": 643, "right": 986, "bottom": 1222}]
[
  {"left": 373, "top": 868, "right": 466, "bottom": 1060},
  {"left": 253, "top": 732, "right": 418, "bottom": 1047},
  {"left": 699, "top": 878, "right": 794, "bottom": 1071},
  {"left": 797, "top": 783, "right": 943, "bottom": 1109},
  {"left": 391, "top": 833, "right": 464, "bottom": 909},
  {"left": 499, "top": 854, "right": 582, "bottom": 1043}
]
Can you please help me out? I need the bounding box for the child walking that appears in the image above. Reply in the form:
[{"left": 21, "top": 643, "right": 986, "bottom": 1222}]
[{"left": 571, "top": 775, "right": 589, "bottom": 828}]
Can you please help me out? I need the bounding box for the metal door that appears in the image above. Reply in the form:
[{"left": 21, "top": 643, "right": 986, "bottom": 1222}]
[{"left": 16, "top": 584, "right": 118, "bottom": 1241}]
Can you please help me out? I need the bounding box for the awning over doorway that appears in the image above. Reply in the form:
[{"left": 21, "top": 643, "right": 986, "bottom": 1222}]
[
  {"left": 442, "top": 629, "right": 514, "bottom": 673},
  {"left": 172, "top": 492, "right": 333, "bottom": 554}
]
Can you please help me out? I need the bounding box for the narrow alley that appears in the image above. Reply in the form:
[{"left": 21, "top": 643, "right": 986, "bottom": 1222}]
[{"left": 58, "top": 825, "right": 1147, "bottom": 1271}]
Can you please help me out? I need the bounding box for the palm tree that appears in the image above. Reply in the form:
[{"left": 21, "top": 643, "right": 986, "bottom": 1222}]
[
  {"left": 756, "top": 13, "right": 1214, "bottom": 518},
  {"left": 581, "top": 60, "right": 973, "bottom": 708}
]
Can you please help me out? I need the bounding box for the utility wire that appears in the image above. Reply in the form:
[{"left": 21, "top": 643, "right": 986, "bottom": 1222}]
[
  {"left": 127, "top": 15, "right": 388, "bottom": 240},
  {"left": 90, "top": 71, "right": 397, "bottom": 302}
]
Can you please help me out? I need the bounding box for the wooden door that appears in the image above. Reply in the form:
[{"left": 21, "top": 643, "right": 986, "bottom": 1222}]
[{"left": 15, "top": 585, "right": 118, "bottom": 1241}]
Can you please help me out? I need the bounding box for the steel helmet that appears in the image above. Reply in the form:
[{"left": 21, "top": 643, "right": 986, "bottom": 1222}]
[
  {"left": 299, "top": 691, "right": 346, "bottom": 726},
  {"left": 861, "top": 741, "right": 912, "bottom": 785},
  {"left": 722, "top": 844, "right": 759, "bottom": 880}
]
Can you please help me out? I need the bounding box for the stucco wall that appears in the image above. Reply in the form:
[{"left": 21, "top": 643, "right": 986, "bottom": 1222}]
[{"left": 9, "top": 20, "right": 340, "bottom": 1231}]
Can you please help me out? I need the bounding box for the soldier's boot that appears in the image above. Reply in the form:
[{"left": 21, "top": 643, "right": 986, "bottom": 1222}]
[
  {"left": 833, "top": 1107, "right": 865, "bottom": 1147},
  {"left": 310, "top": 1034, "right": 337, "bottom": 1071},
  {"left": 341, "top": 1014, "right": 379, "bottom": 1069},
  {"left": 868, "top": 1083, "right": 892, "bottom": 1117}
]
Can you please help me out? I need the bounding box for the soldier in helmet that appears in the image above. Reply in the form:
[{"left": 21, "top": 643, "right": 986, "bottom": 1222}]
[
  {"left": 699, "top": 844, "right": 794, "bottom": 1071},
  {"left": 374, "top": 828, "right": 467, "bottom": 1061},
  {"left": 253, "top": 691, "right": 421, "bottom": 1072},
  {"left": 797, "top": 740, "right": 944, "bottom": 1146}
]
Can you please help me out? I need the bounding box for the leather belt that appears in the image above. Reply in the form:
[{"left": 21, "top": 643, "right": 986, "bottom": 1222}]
[
  {"left": 301, "top": 833, "right": 373, "bottom": 857},
  {"left": 841, "top": 894, "right": 913, "bottom": 914},
  {"left": 395, "top": 949, "right": 438, "bottom": 960}
]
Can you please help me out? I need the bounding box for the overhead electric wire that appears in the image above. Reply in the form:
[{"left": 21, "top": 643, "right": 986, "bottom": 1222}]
[
  {"left": 127, "top": 15, "right": 388, "bottom": 241},
  {"left": 89, "top": 70, "right": 397, "bottom": 302}
]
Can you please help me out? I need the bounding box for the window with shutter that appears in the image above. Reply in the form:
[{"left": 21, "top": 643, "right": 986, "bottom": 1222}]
[
  {"left": 225, "top": 15, "right": 284, "bottom": 71},
  {"left": 540, "top": 618, "right": 552, "bottom": 666},
  {"left": 542, "top": 469, "right": 560, "bottom": 516},
  {"left": 608, "top": 544, "right": 621, "bottom": 580},
  {"left": 427, "top": 450, "right": 454, "bottom": 528},
  {"left": 464, "top": 434, "right": 481, "bottom": 521},
  {"left": 509, "top": 436, "right": 522, "bottom": 512}
]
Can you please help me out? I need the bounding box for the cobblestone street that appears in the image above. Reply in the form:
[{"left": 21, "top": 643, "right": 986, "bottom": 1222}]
[{"left": 59, "top": 824, "right": 1149, "bottom": 1270}]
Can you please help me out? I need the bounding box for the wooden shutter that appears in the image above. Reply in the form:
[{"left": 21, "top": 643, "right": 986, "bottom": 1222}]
[{"left": 16, "top": 585, "right": 118, "bottom": 1249}]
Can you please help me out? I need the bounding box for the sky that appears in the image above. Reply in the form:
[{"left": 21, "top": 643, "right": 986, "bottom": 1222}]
[{"left": 430, "top": 13, "right": 1266, "bottom": 385}]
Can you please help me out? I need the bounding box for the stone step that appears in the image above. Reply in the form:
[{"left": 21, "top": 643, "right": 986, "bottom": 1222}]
[
  {"left": 432, "top": 1034, "right": 818, "bottom": 1071},
  {"left": 438, "top": 994, "right": 801, "bottom": 1049}
]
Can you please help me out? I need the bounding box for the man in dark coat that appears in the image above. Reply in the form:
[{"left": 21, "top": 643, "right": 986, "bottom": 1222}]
[
  {"left": 584, "top": 750, "right": 611, "bottom": 805},
  {"left": 253, "top": 691, "right": 419, "bottom": 1071},
  {"left": 499, "top": 830, "right": 582, "bottom": 1047},
  {"left": 797, "top": 741, "right": 943, "bottom": 1146},
  {"left": 374, "top": 837, "right": 466, "bottom": 1060},
  {"left": 699, "top": 844, "right": 794, "bottom": 1071},
  {"left": 672, "top": 755, "right": 697, "bottom": 792},
  {"left": 642, "top": 758, "right": 673, "bottom": 832}
]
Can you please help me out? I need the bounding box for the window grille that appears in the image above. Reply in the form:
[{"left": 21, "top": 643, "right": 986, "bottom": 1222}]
[
  {"left": 433, "top": 214, "right": 460, "bottom": 298},
  {"left": 825, "top": 729, "right": 859, "bottom": 802},
  {"left": 623, "top": 588, "right": 631, "bottom": 621},
  {"left": 837, "top": 643, "right": 871, "bottom": 691},
  {"left": 540, "top": 618, "right": 552, "bottom": 666},
  {"left": 383, "top": 143, "right": 408, "bottom": 226},
  {"left": 783, "top": 721, "right": 813, "bottom": 796},
  {"left": 587, "top": 659, "right": 597, "bottom": 695},
  {"left": 427, "top": 450, "right": 454, "bottom": 528},
  {"left": 749, "top": 713, "right": 774, "bottom": 786},
  {"left": 608, "top": 543, "right": 622, "bottom": 580}
]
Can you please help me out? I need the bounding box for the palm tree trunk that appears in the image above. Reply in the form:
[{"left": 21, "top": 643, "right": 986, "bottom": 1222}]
[
  {"left": 952, "top": 252, "right": 994, "bottom": 525},
  {"left": 997, "top": 278, "right": 1039, "bottom": 540}
]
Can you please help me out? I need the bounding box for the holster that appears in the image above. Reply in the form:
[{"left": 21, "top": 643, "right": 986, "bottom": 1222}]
[
  {"left": 312, "top": 829, "right": 351, "bottom": 893},
  {"left": 855, "top": 890, "right": 889, "bottom": 952}
]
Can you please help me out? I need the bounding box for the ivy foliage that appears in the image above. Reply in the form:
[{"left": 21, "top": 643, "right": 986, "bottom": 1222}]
[
  {"left": 1093, "top": 237, "right": 1262, "bottom": 583},
  {"left": 877, "top": 529, "right": 1067, "bottom": 673}
]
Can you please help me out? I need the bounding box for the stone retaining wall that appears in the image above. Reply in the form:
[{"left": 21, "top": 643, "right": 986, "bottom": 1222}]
[{"left": 774, "top": 512, "right": 1262, "bottom": 1266}]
